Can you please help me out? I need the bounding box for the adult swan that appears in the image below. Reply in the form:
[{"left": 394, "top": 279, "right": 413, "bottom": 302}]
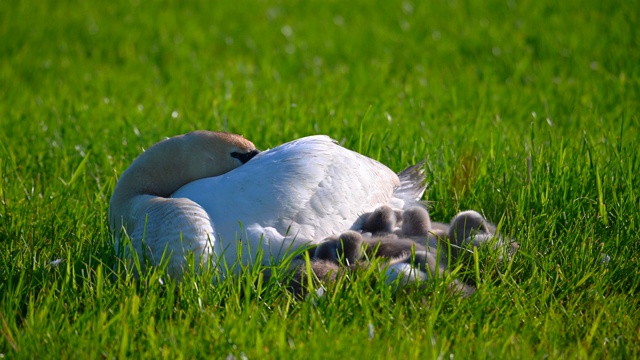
[{"left": 110, "top": 131, "right": 426, "bottom": 278}]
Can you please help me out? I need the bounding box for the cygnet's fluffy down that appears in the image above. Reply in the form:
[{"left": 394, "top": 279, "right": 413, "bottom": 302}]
[{"left": 285, "top": 206, "right": 516, "bottom": 297}]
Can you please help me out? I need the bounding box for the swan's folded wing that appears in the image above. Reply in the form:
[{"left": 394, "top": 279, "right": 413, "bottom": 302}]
[{"left": 242, "top": 136, "right": 401, "bottom": 240}]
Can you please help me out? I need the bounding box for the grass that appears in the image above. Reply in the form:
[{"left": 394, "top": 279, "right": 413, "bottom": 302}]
[{"left": 1, "top": 0, "right": 639, "bottom": 358}]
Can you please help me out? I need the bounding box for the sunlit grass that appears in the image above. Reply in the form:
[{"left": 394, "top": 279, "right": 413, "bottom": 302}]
[{"left": 1, "top": 0, "right": 639, "bottom": 358}]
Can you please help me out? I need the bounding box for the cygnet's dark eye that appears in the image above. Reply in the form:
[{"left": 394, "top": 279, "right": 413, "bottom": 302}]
[{"left": 231, "top": 149, "right": 260, "bottom": 164}]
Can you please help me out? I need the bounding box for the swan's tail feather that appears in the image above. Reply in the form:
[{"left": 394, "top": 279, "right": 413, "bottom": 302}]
[{"left": 394, "top": 160, "right": 427, "bottom": 206}]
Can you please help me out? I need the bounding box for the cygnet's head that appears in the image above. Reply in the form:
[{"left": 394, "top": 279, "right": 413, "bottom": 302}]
[
  {"left": 448, "top": 210, "right": 492, "bottom": 247},
  {"left": 361, "top": 205, "right": 399, "bottom": 234},
  {"left": 401, "top": 206, "right": 432, "bottom": 237},
  {"left": 314, "top": 231, "right": 364, "bottom": 266}
]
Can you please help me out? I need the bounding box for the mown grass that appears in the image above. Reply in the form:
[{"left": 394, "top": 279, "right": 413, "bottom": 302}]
[{"left": 1, "top": 0, "right": 639, "bottom": 358}]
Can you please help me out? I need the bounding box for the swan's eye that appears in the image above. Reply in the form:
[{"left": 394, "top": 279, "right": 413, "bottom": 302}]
[{"left": 230, "top": 149, "right": 260, "bottom": 164}]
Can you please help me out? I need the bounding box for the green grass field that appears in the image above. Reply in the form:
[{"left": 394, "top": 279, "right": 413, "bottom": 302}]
[{"left": 1, "top": 0, "right": 639, "bottom": 358}]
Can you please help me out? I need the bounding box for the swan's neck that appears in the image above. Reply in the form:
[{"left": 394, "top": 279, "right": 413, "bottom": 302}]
[
  {"left": 109, "top": 136, "right": 205, "bottom": 230},
  {"left": 113, "top": 138, "right": 185, "bottom": 199}
]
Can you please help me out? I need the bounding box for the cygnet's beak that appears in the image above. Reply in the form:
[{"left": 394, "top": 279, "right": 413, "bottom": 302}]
[{"left": 231, "top": 149, "right": 260, "bottom": 164}]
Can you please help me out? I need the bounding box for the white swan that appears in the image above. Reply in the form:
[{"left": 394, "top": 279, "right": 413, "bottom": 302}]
[{"left": 110, "top": 131, "right": 426, "bottom": 278}]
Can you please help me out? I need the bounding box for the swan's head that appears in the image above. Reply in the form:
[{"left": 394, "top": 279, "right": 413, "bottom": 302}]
[{"left": 181, "top": 131, "right": 259, "bottom": 181}]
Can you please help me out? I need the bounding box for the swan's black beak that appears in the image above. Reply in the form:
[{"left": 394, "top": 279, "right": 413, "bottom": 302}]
[{"left": 231, "top": 149, "right": 260, "bottom": 164}]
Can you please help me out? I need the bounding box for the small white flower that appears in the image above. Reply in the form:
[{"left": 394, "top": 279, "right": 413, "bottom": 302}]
[
  {"left": 49, "top": 259, "right": 62, "bottom": 267},
  {"left": 368, "top": 323, "right": 375, "bottom": 340}
]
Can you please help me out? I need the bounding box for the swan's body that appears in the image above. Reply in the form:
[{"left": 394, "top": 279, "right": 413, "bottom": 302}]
[{"left": 110, "top": 132, "right": 426, "bottom": 277}]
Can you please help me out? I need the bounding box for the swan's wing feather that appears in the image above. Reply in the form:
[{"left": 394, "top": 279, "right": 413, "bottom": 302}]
[{"left": 391, "top": 160, "right": 427, "bottom": 208}]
